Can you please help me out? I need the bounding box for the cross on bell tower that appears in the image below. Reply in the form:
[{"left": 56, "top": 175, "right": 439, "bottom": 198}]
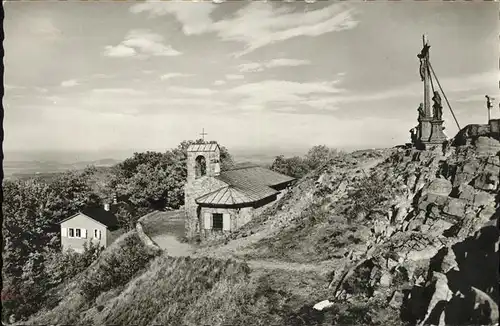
[{"left": 200, "top": 128, "right": 208, "bottom": 142}]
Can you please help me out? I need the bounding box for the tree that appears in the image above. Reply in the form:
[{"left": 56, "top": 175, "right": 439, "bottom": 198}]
[
  {"left": 304, "top": 145, "right": 340, "bottom": 170},
  {"left": 270, "top": 155, "right": 309, "bottom": 179},
  {"left": 110, "top": 140, "right": 235, "bottom": 212},
  {"left": 47, "top": 170, "right": 102, "bottom": 224},
  {"left": 2, "top": 172, "right": 103, "bottom": 323}
]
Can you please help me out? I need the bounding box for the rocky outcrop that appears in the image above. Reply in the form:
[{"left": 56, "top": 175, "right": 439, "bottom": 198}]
[
  {"left": 318, "top": 136, "right": 499, "bottom": 325},
  {"left": 405, "top": 222, "right": 499, "bottom": 325}
]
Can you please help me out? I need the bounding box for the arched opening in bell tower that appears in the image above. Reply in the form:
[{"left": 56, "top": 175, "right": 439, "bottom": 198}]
[{"left": 195, "top": 155, "right": 207, "bottom": 178}]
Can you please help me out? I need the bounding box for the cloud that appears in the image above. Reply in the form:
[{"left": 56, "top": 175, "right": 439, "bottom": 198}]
[
  {"left": 237, "top": 62, "right": 263, "bottom": 73},
  {"left": 340, "top": 70, "right": 499, "bottom": 104},
  {"left": 214, "top": 2, "right": 359, "bottom": 56},
  {"left": 91, "top": 88, "right": 147, "bottom": 96},
  {"left": 213, "top": 80, "right": 226, "bottom": 86},
  {"left": 5, "top": 84, "right": 26, "bottom": 90},
  {"left": 167, "top": 86, "right": 217, "bottom": 96},
  {"left": 228, "top": 79, "right": 345, "bottom": 112},
  {"left": 225, "top": 74, "right": 245, "bottom": 80},
  {"left": 104, "top": 29, "right": 181, "bottom": 58},
  {"left": 27, "top": 16, "right": 62, "bottom": 41},
  {"left": 44, "top": 95, "right": 63, "bottom": 104},
  {"left": 160, "top": 73, "right": 193, "bottom": 81},
  {"left": 130, "top": 2, "right": 217, "bottom": 35},
  {"left": 130, "top": 2, "right": 358, "bottom": 56},
  {"left": 455, "top": 93, "right": 500, "bottom": 104},
  {"left": 231, "top": 80, "right": 343, "bottom": 95},
  {"left": 35, "top": 87, "right": 48, "bottom": 93},
  {"left": 61, "top": 79, "right": 79, "bottom": 87},
  {"left": 238, "top": 58, "right": 311, "bottom": 72},
  {"left": 92, "top": 73, "right": 114, "bottom": 79},
  {"left": 104, "top": 44, "right": 136, "bottom": 58}
]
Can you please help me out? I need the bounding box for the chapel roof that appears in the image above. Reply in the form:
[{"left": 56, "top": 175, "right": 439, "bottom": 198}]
[
  {"left": 218, "top": 166, "right": 295, "bottom": 187},
  {"left": 195, "top": 166, "right": 295, "bottom": 206},
  {"left": 195, "top": 185, "right": 278, "bottom": 206}
]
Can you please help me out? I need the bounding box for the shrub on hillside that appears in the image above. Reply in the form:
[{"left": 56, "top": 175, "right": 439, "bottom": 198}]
[
  {"left": 347, "top": 173, "right": 401, "bottom": 220},
  {"left": 79, "top": 233, "right": 157, "bottom": 302},
  {"left": 45, "top": 241, "right": 104, "bottom": 286}
]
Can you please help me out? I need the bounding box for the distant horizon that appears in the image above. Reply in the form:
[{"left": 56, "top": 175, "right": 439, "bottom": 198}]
[{"left": 3, "top": 142, "right": 385, "bottom": 164}]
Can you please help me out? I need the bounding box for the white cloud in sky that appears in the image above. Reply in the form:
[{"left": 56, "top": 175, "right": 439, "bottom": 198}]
[
  {"left": 92, "top": 73, "right": 114, "bottom": 79},
  {"left": 228, "top": 79, "right": 345, "bottom": 112},
  {"left": 104, "top": 29, "right": 181, "bottom": 58},
  {"left": 130, "top": 2, "right": 358, "bottom": 56},
  {"left": 61, "top": 79, "right": 79, "bottom": 87},
  {"left": 213, "top": 80, "right": 226, "bottom": 86},
  {"left": 167, "top": 86, "right": 218, "bottom": 96},
  {"left": 160, "top": 73, "right": 193, "bottom": 80},
  {"left": 26, "top": 16, "right": 62, "bottom": 41},
  {"left": 130, "top": 2, "right": 217, "bottom": 35},
  {"left": 225, "top": 74, "right": 245, "bottom": 80},
  {"left": 5, "top": 84, "right": 25, "bottom": 90},
  {"left": 104, "top": 44, "right": 136, "bottom": 58},
  {"left": 213, "top": 2, "right": 359, "bottom": 56},
  {"left": 267, "top": 58, "right": 311, "bottom": 68},
  {"left": 238, "top": 58, "right": 311, "bottom": 72},
  {"left": 35, "top": 87, "right": 48, "bottom": 93},
  {"left": 338, "top": 70, "right": 500, "bottom": 104},
  {"left": 91, "top": 88, "right": 147, "bottom": 96}
]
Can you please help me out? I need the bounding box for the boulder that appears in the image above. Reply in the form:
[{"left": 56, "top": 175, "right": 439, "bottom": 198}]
[
  {"left": 426, "top": 178, "right": 453, "bottom": 196},
  {"left": 389, "top": 290, "right": 405, "bottom": 309},
  {"left": 418, "top": 193, "right": 448, "bottom": 211},
  {"left": 478, "top": 204, "right": 497, "bottom": 220},
  {"left": 457, "top": 184, "right": 476, "bottom": 202},
  {"left": 474, "top": 172, "right": 499, "bottom": 191},
  {"left": 474, "top": 136, "right": 500, "bottom": 156},
  {"left": 443, "top": 198, "right": 467, "bottom": 218},
  {"left": 472, "top": 191, "right": 496, "bottom": 209},
  {"left": 379, "top": 272, "right": 392, "bottom": 287},
  {"left": 313, "top": 300, "right": 334, "bottom": 311}
]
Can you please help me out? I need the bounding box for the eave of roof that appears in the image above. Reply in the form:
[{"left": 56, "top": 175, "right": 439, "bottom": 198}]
[{"left": 195, "top": 184, "right": 278, "bottom": 206}]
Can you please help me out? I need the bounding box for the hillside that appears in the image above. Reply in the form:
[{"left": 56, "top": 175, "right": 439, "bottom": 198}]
[
  {"left": 195, "top": 136, "right": 499, "bottom": 325},
  {"left": 20, "top": 136, "right": 499, "bottom": 325}
]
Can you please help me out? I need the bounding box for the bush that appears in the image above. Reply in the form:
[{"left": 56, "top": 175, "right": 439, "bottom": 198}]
[
  {"left": 348, "top": 173, "right": 401, "bottom": 220},
  {"left": 79, "top": 234, "right": 156, "bottom": 301},
  {"left": 45, "top": 241, "right": 104, "bottom": 286}
]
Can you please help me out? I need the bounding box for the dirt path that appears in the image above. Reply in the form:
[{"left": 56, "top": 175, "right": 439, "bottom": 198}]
[
  {"left": 143, "top": 217, "right": 334, "bottom": 273},
  {"left": 151, "top": 234, "right": 194, "bottom": 257},
  {"left": 154, "top": 233, "right": 343, "bottom": 273}
]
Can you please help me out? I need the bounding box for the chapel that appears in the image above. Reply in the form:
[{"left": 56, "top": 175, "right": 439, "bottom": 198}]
[{"left": 184, "top": 141, "right": 295, "bottom": 241}]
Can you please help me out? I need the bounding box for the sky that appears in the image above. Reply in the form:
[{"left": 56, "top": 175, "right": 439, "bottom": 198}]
[{"left": 3, "top": 1, "right": 499, "bottom": 156}]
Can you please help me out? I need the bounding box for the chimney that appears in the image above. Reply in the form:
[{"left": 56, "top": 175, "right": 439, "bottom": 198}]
[{"left": 104, "top": 203, "right": 110, "bottom": 211}]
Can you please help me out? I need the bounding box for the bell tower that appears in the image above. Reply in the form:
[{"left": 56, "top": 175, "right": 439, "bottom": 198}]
[
  {"left": 186, "top": 141, "right": 221, "bottom": 182},
  {"left": 184, "top": 140, "right": 223, "bottom": 240}
]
